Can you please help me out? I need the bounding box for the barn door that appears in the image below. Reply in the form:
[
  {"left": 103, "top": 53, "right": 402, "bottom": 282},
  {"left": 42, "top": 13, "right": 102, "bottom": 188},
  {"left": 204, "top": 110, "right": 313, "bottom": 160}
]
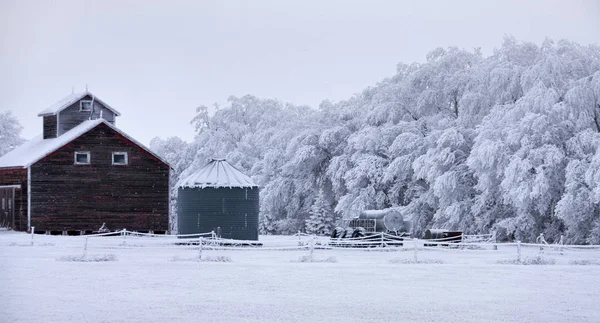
[{"left": 0, "top": 187, "right": 15, "bottom": 229}]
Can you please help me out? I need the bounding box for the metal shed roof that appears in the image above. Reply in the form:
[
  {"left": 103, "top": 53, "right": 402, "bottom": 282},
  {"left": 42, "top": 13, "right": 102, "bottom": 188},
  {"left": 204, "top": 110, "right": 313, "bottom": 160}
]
[{"left": 178, "top": 159, "right": 257, "bottom": 189}]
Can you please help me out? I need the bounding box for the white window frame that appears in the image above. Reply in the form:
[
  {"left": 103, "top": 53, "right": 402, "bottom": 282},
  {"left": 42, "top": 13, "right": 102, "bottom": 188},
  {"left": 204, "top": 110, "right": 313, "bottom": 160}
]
[
  {"left": 74, "top": 151, "right": 91, "bottom": 165},
  {"left": 80, "top": 100, "right": 93, "bottom": 112},
  {"left": 112, "top": 152, "right": 128, "bottom": 165}
]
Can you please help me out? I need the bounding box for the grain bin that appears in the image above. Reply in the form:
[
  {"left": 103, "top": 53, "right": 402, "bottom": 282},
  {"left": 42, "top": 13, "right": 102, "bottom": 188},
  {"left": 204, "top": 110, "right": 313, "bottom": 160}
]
[{"left": 177, "top": 159, "right": 259, "bottom": 240}]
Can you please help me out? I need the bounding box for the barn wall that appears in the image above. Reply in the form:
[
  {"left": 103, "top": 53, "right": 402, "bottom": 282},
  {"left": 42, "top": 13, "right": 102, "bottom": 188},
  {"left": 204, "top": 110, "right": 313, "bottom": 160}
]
[
  {"left": 30, "top": 123, "right": 169, "bottom": 231},
  {"left": 43, "top": 115, "right": 57, "bottom": 139},
  {"left": 58, "top": 95, "right": 116, "bottom": 136},
  {"left": 0, "top": 168, "right": 28, "bottom": 231}
]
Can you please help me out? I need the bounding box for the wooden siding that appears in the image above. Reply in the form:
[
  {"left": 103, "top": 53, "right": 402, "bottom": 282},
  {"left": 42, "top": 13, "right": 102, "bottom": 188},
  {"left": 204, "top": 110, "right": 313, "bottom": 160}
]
[
  {"left": 43, "top": 115, "right": 57, "bottom": 139},
  {"left": 0, "top": 168, "right": 28, "bottom": 231},
  {"left": 57, "top": 95, "right": 116, "bottom": 136},
  {"left": 30, "top": 123, "right": 169, "bottom": 231}
]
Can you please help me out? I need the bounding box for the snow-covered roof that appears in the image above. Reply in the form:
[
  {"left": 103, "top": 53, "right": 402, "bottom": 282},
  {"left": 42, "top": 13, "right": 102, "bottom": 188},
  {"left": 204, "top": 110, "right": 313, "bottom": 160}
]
[
  {"left": 0, "top": 119, "right": 169, "bottom": 169},
  {"left": 37, "top": 91, "right": 121, "bottom": 117},
  {"left": 178, "top": 159, "right": 257, "bottom": 189}
]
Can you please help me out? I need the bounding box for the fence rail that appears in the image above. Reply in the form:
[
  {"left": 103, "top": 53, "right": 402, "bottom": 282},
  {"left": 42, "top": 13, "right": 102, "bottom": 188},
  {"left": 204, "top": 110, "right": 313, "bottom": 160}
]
[{"left": 7, "top": 227, "right": 600, "bottom": 265}]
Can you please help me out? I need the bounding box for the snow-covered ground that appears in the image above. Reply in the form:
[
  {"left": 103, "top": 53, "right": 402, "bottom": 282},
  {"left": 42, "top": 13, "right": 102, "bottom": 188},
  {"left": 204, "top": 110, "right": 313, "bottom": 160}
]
[{"left": 1, "top": 231, "right": 600, "bottom": 323}]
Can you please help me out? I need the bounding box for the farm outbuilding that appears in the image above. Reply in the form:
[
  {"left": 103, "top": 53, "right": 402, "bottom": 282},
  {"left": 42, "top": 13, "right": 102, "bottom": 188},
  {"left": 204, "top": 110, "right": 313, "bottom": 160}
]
[
  {"left": 0, "top": 91, "right": 170, "bottom": 234},
  {"left": 177, "top": 159, "right": 259, "bottom": 240}
]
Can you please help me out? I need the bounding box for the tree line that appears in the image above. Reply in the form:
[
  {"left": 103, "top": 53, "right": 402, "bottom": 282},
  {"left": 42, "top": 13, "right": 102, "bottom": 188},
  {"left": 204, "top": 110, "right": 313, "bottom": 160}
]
[
  {"left": 4, "top": 37, "right": 599, "bottom": 243},
  {"left": 152, "top": 37, "right": 600, "bottom": 243}
]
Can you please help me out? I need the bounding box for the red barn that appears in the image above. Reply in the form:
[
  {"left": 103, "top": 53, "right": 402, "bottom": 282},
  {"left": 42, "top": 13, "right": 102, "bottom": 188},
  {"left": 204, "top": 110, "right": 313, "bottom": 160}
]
[{"left": 0, "top": 92, "right": 170, "bottom": 234}]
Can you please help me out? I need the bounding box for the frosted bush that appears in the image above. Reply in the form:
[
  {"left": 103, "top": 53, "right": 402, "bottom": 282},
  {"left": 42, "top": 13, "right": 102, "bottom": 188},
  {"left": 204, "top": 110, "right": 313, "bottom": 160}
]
[
  {"left": 58, "top": 254, "right": 117, "bottom": 262},
  {"left": 390, "top": 258, "right": 444, "bottom": 264},
  {"left": 569, "top": 259, "right": 600, "bottom": 265},
  {"left": 9, "top": 242, "right": 55, "bottom": 247},
  {"left": 171, "top": 256, "right": 232, "bottom": 262},
  {"left": 295, "top": 256, "right": 337, "bottom": 263},
  {"left": 498, "top": 256, "right": 555, "bottom": 265}
]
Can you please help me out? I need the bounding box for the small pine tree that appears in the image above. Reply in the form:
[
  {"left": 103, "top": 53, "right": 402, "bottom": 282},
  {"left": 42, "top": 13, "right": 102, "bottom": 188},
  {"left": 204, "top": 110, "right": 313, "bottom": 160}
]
[
  {"left": 259, "top": 211, "right": 277, "bottom": 235},
  {"left": 305, "top": 190, "right": 334, "bottom": 235}
]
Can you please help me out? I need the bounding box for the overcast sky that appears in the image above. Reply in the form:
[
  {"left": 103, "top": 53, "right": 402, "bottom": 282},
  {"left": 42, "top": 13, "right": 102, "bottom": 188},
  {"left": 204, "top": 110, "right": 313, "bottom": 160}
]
[{"left": 1, "top": 0, "right": 599, "bottom": 145}]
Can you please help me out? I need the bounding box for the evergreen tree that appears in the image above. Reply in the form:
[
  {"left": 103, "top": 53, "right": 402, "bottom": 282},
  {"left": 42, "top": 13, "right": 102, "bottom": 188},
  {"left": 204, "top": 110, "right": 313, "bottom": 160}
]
[{"left": 305, "top": 190, "right": 334, "bottom": 235}]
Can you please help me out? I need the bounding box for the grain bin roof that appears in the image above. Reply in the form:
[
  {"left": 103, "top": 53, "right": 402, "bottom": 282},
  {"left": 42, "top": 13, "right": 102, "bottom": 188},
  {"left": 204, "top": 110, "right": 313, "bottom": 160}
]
[{"left": 178, "top": 159, "right": 257, "bottom": 189}]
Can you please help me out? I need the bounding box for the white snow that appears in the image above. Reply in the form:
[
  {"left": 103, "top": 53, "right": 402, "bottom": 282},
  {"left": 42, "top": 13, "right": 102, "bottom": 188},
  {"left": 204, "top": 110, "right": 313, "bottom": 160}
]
[
  {"left": 179, "top": 159, "right": 257, "bottom": 188},
  {"left": 37, "top": 91, "right": 121, "bottom": 117},
  {"left": 1, "top": 231, "right": 600, "bottom": 323}
]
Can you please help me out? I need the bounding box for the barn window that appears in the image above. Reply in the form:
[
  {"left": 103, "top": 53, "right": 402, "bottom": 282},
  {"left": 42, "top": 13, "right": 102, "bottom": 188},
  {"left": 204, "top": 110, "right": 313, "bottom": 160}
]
[
  {"left": 75, "top": 152, "right": 91, "bottom": 165},
  {"left": 112, "top": 152, "right": 128, "bottom": 165},
  {"left": 80, "top": 100, "right": 93, "bottom": 112}
]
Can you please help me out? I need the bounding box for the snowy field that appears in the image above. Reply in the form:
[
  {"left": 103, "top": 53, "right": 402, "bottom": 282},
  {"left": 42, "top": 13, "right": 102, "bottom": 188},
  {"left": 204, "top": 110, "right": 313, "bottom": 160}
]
[{"left": 2, "top": 231, "right": 600, "bottom": 323}]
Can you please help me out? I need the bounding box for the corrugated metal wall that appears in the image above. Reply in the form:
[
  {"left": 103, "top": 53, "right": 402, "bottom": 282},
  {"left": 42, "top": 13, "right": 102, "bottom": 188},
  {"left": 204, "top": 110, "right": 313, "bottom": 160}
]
[{"left": 177, "top": 187, "right": 259, "bottom": 240}]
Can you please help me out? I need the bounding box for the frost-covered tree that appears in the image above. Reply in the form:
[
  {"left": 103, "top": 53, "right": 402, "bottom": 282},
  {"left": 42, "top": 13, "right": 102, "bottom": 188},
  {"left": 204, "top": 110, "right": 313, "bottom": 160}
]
[
  {"left": 0, "top": 111, "right": 25, "bottom": 157},
  {"left": 150, "top": 136, "right": 194, "bottom": 232},
  {"left": 159, "top": 37, "right": 600, "bottom": 241},
  {"left": 305, "top": 190, "right": 335, "bottom": 235}
]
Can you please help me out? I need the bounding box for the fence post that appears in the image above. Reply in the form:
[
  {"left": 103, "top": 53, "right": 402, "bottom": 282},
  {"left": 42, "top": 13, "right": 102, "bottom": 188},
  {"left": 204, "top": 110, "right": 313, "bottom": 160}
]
[
  {"left": 536, "top": 233, "right": 546, "bottom": 253},
  {"left": 84, "top": 237, "right": 88, "bottom": 256},
  {"left": 559, "top": 235, "right": 564, "bottom": 254},
  {"left": 517, "top": 240, "right": 521, "bottom": 263},
  {"left": 413, "top": 238, "right": 419, "bottom": 262},
  {"left": 309, "top": 237, "right": 315, "bottom": 261},
  {"left": 30, "top": 226, "right": 35, "bottom": 246},
  {"left": 198, "top": 237, "right": 203, "bottom": 261},
  {"left": 122, "top": 229, "right": 127, "bottom": 246}
]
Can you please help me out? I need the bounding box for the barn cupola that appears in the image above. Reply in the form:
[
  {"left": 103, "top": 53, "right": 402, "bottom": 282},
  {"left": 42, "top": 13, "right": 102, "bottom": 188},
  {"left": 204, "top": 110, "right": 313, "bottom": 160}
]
[{"left": 37, "top": 91, "right": 121, "bottom": 139}]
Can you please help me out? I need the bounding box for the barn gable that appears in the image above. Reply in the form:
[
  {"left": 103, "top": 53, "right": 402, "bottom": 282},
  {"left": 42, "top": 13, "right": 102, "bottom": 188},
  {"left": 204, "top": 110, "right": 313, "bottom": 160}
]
[
  {"left": 29, "top": 122, "right": 170, "bottom": 232},
  {"left": 0, "top": 119, "right": 169, "bottom": 169}
]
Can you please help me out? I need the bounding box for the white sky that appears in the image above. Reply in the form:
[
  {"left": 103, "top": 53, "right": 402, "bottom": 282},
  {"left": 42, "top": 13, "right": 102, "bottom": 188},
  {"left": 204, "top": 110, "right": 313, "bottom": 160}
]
[{"left": 1, "top": 0, "right": 599, "bottom": 145}]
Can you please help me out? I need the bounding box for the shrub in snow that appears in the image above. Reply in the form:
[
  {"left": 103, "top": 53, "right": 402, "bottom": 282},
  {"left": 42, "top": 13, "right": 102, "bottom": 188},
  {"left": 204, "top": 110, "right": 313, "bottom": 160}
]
[
  {"left": 8, "top": 242, "right": 30, "bottom": 247},
  {"left": 171, "top": 256, "right": 232, "bottom": 262},
  {"left": 58, "top": 254, "right": 117, "bottom": 262},
  {"left": 117, "top": 242, "right": 145, "bottom": 247},
  {"left": 460, "top": 245, "right": 484, "bottom": 250},
  {"left": 390, "top": 258, "right": 444, "bottom": 264},
  {"left": 569, "top": 259, "right": 600, "bottom": 266},
  {"left": 498, "top": 256, "right": 556, "bottom": 265},
  {"left": 294, "top": 256, "right": 337, "bottom": 263},
  {"left": 8, "top": 242, "right": 54, "bottom": 247}
]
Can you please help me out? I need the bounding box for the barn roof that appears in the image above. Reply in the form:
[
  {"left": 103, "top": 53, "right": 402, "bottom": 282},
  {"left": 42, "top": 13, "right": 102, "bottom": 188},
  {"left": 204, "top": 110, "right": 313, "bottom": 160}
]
[
  {"left": 37, "top": 91, "right": 121, "bottom": 117},
  {"left": 178, "top": 159, "right": 257, "bottom": 189},
  {"left": 0, "top": 119, "right": 169, "bottom": 169}
]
